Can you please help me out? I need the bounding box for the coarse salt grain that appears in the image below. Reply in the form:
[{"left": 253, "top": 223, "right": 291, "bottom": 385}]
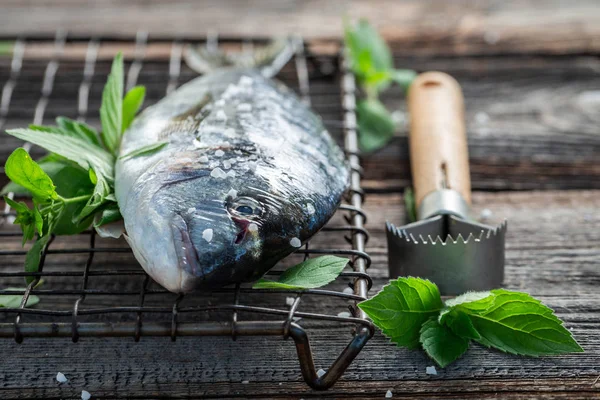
[
  {"left": 192, "top": 139, "right": 203, "bottom": 148},
  {"left": 202, "top": 229, "right": 213, "bottom": 243},
  {"left": 306, "top": 203, "right": 315, "bottom": 215},
  {"left": 81, "top": 390, "right": 91, "bottom": 400},
  {"left": 248, "top": 223, "right": 258, "bottom": 232},
  {"left": 237, "top": 103, "right": 252, "bottom": 112},
  {"left": 426, "top": 366, "right": 437, "bottom": 375},
  {"left": 226, "top": 170, "right": 236, "bottom": 178},
  {"left": 223, "top": 160, "right": 232, "bottom": 169},
  {"left": 317, "top": 368, "right": 326, "bottom": 378},
  {"left": 227, "top": 188, "right": 238, "bottom": 198},
  {"left": 210, "top": 167, "right": 227, "bottom": 179},
  {"left": 56, "top": 372, "right": 68, "bottom": 383},
  {"left": 199, "top": 155, "right": 209, "bottom": 163},
  {"left": 215, "top": 110, "right": 227, "bottom": 121},
  {"left": 187, "top": 207, "right": 196, "bottom": 214},
  {"left": 215, "top": 149, "right": 225, "bottom": 157},
  {"left": 385, "top": 389, "right": 393, "bottom": 398},
  {"left": 248, "top": 162, "right": 257, "bottom": 172},
  {"left": 290, "top": 237, "right": 301, "bottom": 247},
  {"left": 239, "top": 76, "right": 253, "bottom": 86}
]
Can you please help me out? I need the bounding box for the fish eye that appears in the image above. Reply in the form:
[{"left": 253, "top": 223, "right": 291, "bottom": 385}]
[
  {"left": 229, "top": 197, "right": 262, "bottom": 217},
  {"left": 235, "top": 205, "right": 254, "bottom": 215}
]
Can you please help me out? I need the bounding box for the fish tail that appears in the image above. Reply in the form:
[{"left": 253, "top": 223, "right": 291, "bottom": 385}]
[{"left": 184, "top": 37, "right": 297, "bottom": 78}]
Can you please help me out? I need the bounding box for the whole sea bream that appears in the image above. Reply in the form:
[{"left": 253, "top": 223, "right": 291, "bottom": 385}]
[{"left": 115, "top": 42, "right": 349, "bottom": 293}]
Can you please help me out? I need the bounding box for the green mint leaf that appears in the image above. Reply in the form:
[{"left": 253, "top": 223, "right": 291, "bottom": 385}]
[
  {"left": 445, "top": 289, "right": 583, "bottom": 356},
  {"left": 439, "top": 308, "right": 481, "bottom": 340},
  {"left": 5, "top": 129, "right": 114, "bottom": 185},
  {"left": 122, "top": 85, "right": 145, "bottom": 132},
  {"left": 358, "top": 277, "right": 443, "bottom": 349},
  {"left": 93, "top": 203, "right": 122, "bottom": 227},
  {"left": 120, "top": 141, "right": 168, "bottom": 160},
  {"left": 404, "top": 187, "right": 417, "bottom": 223},
  {"left": 24, "top": 235, "right": 51, "bottom": 284},
  {"left": 100, "top": 52, "right": 124, "bottom": 155},
  {"left": 4, "top": 148, "right": 57, "bottom": 202},
  {"left": 55, "top": 117, "right": 102, "bottom": 147},
  {"left": 357, "top": 98, "right": 396, "bottom": 153},
  {"left": 4, "top": 197, "right": 36, "bottom": 245},
  {"left": 390, "top": 69, "right": 417, "bottom": 91},
  {"left": 420, "top": 317, "right": 469, "bottom": 368},
  {"left": 76, "top": 171, "right": 111, "bottom": 224},
  {"left": 252, "top": 256, "right": 349, "bottom": 289},
  {"left": 344, "top": 19, "right": 393, "bottom": 81},
  {"left": 32, "top": 201, "right": 44, "bottom": 236},
  {"left": 0, "top": 288, "right": 40, "bottom": 308},
  {"left": 252, "top": 280, "right": 306, "bottom": 290}
]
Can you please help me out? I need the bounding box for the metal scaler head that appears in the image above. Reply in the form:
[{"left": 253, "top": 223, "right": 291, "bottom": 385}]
[{"left": 386, "top": 72, "right": 506, "bottom": 295}]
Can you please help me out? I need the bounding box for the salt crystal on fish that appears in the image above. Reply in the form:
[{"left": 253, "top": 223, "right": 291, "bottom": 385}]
[
  {"left": 202, "top": 229, "right": 213, "bottom": 243},
  {"left": 192, "top": 139, "right": 203, "bottom": 149},
  {"left": 385, "top": 389, "right": 393, "bottom": 398},
  {"left": 56, "top": 372, "right": 68, "bottom": 383},
  {"left": 248, "top": 223, "right": 258, "bottom": 232},
  {"left": 223, "top": 160, "right": 232, "bottom": 169},
  {"left": 199, "top": 155, "right": 209, "bottom": 163},
  {"left": 227, "top": 188, "right": 238, "bottom": 198},
  {"left": 337, "top": 311, "right": 351, "bottom": 318},
  {"left": 249, "top": 154, "right": 258, "bottom": 160},
  {"left": 290, "top": 237, "right": 301, "bottom": 247},
  {"left": 285, "top": 297, "right": 295, "bottom": 306},
  {"left": 306, "top": 203, "right": 315, "bottom": 215},
  {"left": 248, "top": 162, "right": 257, "bottom": 172},
  {"left": 215, "top": 110, "right": 227, "bottom": 121},
  {"left": 237, "top": 103, "right": 252, "bottom": 112},
  {"left": 224, "top": 128, "right": 236, "bottom": 137},
  {"left": 426, "top": 366, "right": 437, "bottom": 375},
  {"left": 215, "top": 99, "right": 225, "bottom": 107},
  {"left": 215, "top": 149, "right": 225, "bottom": 157},
  {"left": 210, "top": 167, "right": 227, "bottom": 179},
  {"left": 317, "top": 369, "right": 326, "bottom": 378},
  {"left": 226, "top": 170, "right": 236, "bottom": 178},
  {"left": 81, "top": 390, "right": 91, "bottom": 400},
  {"left": 187, "top": 207, "right": 196, "bottom": 214},
  {"left": 239, "top": 76, "right": 253, "bottom": 86}
]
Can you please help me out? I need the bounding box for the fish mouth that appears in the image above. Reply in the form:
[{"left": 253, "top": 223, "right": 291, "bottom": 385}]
[{"left": 172, "top": 213, "right": 203, "bottom": 277}]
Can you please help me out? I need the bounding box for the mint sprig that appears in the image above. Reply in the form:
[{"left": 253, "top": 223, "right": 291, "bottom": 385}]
[
  {"left": 344, "top": 19, "right": 416, "bottom": 153},
  {"left": 253, "top": 256, "right": 349, "bottom": 290},
  {"left": 1, "top": 53, "right": 147, "bottom": 282},
  {"left": 359, "top": 277, "right": 583, "bottom": 367}
]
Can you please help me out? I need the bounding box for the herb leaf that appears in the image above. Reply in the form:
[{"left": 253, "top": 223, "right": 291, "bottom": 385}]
[
  {"left": 4, "top": 148, "right": 57, "bottom": 202},
  {"left": 357, "top": 98, "right": 396, "bottom": 153},
  {"left": 442, "top": 289, "right": 583, "bottom": 356},
  {"left": 420, "top": 317, "right": 469, "bottom": 367},
  {"left": 358, "top": 277, "right": 443, "bottom": 349},
  {"left": 55, "top": 117, "right": 102, "bottom": 147},
  {"left": 100, "top": 52, "right": 124, "bottom": 155},
  {"left": 252, "top": 256, "right": 349, "bottom": 289},
  {"left": 122, "top": 86, "right": 146, "bottom": 132},
  {"left": 120, "top": 141, "right": 168, "bottom": 160},
  {"left": 0, "top": 288, "right": 40, "bottom": 308},
  {"left": 24, "top": 235, "right": 51, "bottom": 285}
]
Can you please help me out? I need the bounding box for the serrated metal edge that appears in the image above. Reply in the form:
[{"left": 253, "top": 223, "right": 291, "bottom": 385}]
[{"left": 386, "top": 219, "right": 507, "bottom": 245}]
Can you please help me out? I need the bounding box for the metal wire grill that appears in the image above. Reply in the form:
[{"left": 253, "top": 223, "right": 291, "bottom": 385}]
[{"left": 0, "top": 32, "right": 372, "bottom": 390}]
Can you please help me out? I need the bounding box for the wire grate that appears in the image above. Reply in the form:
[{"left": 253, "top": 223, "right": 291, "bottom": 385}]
[{"left": 0, "top": 32, "right": 372, "bottom": 390}]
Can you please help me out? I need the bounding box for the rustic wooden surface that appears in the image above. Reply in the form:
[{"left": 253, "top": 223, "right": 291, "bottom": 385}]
[{"left": 0, "top": 1, "right": 599, "bottom": 399}]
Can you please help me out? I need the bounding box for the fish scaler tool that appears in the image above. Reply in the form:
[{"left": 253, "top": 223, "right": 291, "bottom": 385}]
[{"left": 386, "top": 72, "right": 506, "bottom": 295}]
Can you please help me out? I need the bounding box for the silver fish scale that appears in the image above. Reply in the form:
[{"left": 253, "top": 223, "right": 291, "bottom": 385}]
[{"left": 115, "top": 68, "right": 349, "bottom": 292}]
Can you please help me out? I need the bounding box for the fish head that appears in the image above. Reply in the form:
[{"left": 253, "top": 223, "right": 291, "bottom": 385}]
[{"left": 142, "top": 161, "right": 317, "bottom": 292}]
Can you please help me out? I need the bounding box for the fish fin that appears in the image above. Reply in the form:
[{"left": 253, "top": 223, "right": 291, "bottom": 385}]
[{"left": 184, "top": 37, "right": 297, "bottom": 78}]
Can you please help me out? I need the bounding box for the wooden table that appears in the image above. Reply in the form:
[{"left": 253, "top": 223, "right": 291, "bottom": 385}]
[{"left": 0, "top": 1, "right": 599, "bottom": 398}]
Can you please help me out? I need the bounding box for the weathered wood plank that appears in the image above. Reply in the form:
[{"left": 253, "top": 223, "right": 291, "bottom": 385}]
[
  {"left": 1, "top": 0, "right": 600, "bottom": 56},
  {"left": 0, "top": 190, "right": 599, "bottom": 398}
]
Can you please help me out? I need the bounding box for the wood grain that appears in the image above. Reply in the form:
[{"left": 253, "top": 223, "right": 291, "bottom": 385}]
[
  {"left": 0, "top": 190, "right": 599, "bottom": 398},
  {"left": 1, "top": 0, "right": 600, "bottom": 56}
]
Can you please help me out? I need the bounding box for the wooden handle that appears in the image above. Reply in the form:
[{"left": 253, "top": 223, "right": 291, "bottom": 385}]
[{"left": 408, "top": 71, "right": 471, "bottom": 207}]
